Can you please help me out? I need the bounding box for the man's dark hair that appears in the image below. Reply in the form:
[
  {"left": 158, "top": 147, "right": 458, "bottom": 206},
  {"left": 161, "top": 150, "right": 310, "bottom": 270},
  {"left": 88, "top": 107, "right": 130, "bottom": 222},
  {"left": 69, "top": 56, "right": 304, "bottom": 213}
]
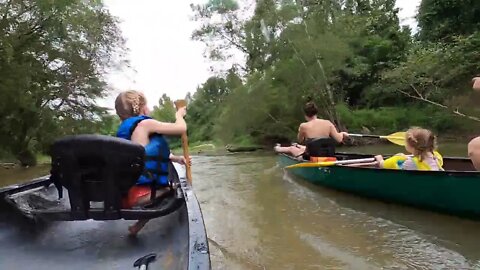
[{"left": 303, "top": 101, "right": 318, "bottom": 117}]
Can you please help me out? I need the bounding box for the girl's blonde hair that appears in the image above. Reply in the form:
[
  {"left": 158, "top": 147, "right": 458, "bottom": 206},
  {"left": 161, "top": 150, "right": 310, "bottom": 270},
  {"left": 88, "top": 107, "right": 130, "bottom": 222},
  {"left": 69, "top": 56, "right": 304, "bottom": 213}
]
[
  {"left": 405, "top": 127, "right": 437, "bottom": 161},
  {"left": 115, "top": 90, "right": 147, "bottom": 120}
]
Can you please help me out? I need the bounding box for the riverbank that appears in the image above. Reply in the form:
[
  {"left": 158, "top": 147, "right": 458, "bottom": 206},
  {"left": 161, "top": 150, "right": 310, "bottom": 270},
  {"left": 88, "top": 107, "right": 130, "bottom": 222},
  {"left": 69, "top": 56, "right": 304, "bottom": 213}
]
[
  {"left": 0, "top": 154, "right": 50, "bottom": 169},
  {"left": 173, "top": 138, "right": 471, "bottom": 157},
  {"left": 2, "top": 134, "right": 472, "bottom": 167}
]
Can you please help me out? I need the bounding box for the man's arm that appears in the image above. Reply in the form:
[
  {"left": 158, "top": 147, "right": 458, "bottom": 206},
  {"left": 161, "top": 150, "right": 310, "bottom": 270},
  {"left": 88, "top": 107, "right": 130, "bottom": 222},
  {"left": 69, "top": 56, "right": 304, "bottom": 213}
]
[
  {"left": 297, "top": 124, "right": 305, "bottom": 143},
  {"left": 329, "top": 121, "right": 347, "bottom": 143}
]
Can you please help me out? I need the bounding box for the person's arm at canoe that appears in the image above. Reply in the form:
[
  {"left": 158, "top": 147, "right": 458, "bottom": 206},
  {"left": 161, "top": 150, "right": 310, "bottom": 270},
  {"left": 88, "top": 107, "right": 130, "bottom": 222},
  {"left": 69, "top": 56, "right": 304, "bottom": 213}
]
[
  {"left": 374, "top": 155, "right": 384, "bottom": 168},
  {"left": 137, "top": 107, "right": 187, "bottom": 136},
  {"left": 329, "top": 121, "right": 348, "bottom": 143},
  {"left": 170, "top": 153, "right": 191, "bottom": 166},
  {"left": 297, "top": 124, "right": 306, "bottom": 144}
]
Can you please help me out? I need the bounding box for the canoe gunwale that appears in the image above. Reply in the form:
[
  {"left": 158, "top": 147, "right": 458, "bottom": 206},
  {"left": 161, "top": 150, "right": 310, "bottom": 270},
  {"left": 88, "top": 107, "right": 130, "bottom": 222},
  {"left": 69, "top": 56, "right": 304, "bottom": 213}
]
[
  {"left": 0, "top": 175, "right": 51, "bottom": 196},
  {"left": 181, "top": 178, "right": 211, "bottom": 270}
]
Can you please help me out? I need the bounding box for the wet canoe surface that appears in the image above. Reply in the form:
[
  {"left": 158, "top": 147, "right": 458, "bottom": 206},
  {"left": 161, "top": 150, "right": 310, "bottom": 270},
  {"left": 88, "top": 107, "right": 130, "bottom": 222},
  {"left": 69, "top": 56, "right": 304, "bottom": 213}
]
[
  {"left": 279, "top": 153, "right": 480, "bottom": 219},
  {"left": 0, "top": 174, "right": 210, "bottom": 270}
]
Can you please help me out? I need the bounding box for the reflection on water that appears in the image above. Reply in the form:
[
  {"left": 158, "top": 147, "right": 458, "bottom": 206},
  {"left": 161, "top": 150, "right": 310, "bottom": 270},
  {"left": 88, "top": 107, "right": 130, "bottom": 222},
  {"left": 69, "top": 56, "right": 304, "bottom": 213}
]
[{"left": 1, "top": 144, "right": 478, "bottom": 269}]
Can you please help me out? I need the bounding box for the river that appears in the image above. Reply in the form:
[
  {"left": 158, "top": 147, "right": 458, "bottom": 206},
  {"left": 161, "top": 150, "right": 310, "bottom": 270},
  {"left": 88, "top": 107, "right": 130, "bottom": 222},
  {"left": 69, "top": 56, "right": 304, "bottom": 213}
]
[{"left": 1, "top": 143, "right": 480, "bottom": 269}]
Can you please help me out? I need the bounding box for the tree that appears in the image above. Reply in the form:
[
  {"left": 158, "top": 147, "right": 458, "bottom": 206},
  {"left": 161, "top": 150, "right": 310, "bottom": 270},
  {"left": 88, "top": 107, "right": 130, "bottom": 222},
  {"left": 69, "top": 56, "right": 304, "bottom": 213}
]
[
  {"left": 188, "top": 0, "right": 480, "bottom": 145},
  {"left": 417, "top": 0, "right": 480, "bottom": 42},
  {"left": 0, "top": 0, "right": 126, "bottom": 165},
  {"left": 332, "top": 0, "right": 411, "bottom": 107},
  {"left": 191, "top": 0, "right": 247, "bottom": 66},
  {"left": 151, "top": 94, "right": 176, "bottom": 122}
]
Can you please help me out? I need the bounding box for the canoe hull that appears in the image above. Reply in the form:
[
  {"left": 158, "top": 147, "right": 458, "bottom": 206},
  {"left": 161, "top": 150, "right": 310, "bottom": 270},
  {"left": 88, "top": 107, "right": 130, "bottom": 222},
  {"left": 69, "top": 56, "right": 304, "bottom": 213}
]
[
  {"left": 279, "top": 154, "right": 480, "bottom": 219},
  {"left": 0, "top": 164, "right": 210, "bottom": 270}
]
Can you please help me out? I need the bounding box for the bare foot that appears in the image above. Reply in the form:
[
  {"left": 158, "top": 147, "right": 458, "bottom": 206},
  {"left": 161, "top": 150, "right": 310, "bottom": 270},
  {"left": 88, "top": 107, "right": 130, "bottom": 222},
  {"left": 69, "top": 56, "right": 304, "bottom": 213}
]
[
  {"left": 128, "top": 220, "right": 148, "bottom": 236},
  {"left": 273, "top": 143, "right": 281, "bottom": 152}
]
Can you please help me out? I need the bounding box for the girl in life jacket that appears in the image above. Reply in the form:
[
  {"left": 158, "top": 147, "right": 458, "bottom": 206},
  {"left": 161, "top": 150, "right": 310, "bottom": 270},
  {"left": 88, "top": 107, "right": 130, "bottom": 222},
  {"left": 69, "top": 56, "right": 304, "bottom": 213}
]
[
  {"left": 115, "top": 90, "right": 188, "bottom": 236},
  {"left": 375, "top": 127, "right": 444, "bottom": 171}
]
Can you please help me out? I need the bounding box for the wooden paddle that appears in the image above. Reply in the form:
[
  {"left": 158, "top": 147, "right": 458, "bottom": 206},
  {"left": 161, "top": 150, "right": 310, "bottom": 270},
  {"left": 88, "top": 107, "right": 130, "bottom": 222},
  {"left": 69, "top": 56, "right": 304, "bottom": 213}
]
[
  {"left": 174, "top": 99, "right": 192, "bottom": 185},
  {"left": 286, "top": 158, "right": 376, "bottom": 169},
  {"left": 348, "top": 132, "right": 406, "bottom": 146}
]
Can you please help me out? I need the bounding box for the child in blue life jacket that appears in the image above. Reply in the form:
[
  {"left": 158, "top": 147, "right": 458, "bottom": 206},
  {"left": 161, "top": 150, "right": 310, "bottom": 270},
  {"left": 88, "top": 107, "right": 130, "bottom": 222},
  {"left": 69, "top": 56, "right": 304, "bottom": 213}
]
[
  {"left": 115, "top": 90, "right": 189, "bottom": 236},
  {"left": 375, "top": 127, "right": 444, "bottom": 171}
]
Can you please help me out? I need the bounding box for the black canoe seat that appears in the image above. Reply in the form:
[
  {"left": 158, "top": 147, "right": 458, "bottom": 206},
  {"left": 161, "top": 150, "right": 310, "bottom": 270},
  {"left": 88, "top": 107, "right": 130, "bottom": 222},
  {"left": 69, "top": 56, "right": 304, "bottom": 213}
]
[
  {"left": 305, "top": 138, "right": 336, "bottom": 158},
  {"left": 33, "top": 134, "right": 183, "bottom": 221}
]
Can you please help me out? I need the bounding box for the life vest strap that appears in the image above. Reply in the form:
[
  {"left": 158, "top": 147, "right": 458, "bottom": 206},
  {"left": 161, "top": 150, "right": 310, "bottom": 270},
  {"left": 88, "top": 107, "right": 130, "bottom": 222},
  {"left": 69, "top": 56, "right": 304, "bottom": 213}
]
[
  {"left": 128, "top": 119, "right": 145, "bottom": 139},
  {"left": 143, "top": 170, "right": 169, "bottom": 177}
]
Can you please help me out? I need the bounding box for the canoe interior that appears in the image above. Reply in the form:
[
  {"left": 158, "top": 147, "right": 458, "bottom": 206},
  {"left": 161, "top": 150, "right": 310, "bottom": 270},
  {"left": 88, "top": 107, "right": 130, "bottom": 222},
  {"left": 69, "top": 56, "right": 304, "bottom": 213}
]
[
  {"left": 0, "top": 175, "right": 210, "bottom": 270},
  {"left": 334, "top": 152, "right": 477, "bottom": 172}
]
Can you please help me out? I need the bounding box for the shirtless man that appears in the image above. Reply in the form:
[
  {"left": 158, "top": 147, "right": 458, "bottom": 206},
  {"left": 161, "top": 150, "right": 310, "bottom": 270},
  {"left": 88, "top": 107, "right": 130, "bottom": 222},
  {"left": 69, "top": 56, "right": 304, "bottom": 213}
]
[
  {"left": 274, "top": 101, "right": 348, "bottom": 158},
  {"left": 469, "top": 77, "right": 480, "bottom": 170}
]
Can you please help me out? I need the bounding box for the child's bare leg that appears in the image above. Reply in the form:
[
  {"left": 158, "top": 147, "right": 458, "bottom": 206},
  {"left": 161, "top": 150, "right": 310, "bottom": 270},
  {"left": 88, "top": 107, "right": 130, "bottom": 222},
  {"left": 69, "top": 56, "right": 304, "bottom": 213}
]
[
  {"left": 128, "top": 219, "right": 149, "bottom": 236},
  {"left": 128, "top": 187, "right": 171, "bottom": 236}
]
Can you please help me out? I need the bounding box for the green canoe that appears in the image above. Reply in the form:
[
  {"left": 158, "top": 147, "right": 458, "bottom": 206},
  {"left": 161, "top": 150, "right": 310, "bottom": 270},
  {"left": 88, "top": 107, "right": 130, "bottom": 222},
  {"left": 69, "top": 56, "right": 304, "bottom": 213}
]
[{"left": 279, "top": 153, "right": 480, "bottom": 219}]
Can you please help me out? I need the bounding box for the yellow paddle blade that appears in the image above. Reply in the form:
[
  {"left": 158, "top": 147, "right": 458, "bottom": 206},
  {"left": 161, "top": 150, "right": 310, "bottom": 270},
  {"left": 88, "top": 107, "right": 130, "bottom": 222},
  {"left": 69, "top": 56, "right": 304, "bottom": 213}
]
[
  {"left": 285, "top": 161, "right": 336, "bottom": 169},
  {"left": 381, "top": 132, "right": 406, "bottom": 146}
]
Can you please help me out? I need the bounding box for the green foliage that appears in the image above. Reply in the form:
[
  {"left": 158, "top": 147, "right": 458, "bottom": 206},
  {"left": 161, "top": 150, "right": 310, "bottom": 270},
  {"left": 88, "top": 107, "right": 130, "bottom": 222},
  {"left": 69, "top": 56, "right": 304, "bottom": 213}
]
[
  {"left": 206, "top": 0, "right": 239, "bottom": 13},
  {"left": 417, "top": 0, "right": 480, "bottom": 42},
  {"left": 0, "top": 0, "right": 126, "bottom": 165},
  {"left": 187, "top": 71, "right": 238, "bottom": 142},
  {"left": 186, "top": 0, "right": 480, "bottom": 145},
  {"left": 337, "top": 105, "right": 472, "bottom": 134},
  {"left": 333, "top": 0, "right": 412, "bottom": 106},
  {"left": 97, "top": 114, "right": 121, "bottom": 137},
  {"left": 150, "top": 94, "right": 181, "bottom": 148},
  {"left": 151, "top": 94, "right": 176, "bottom": 123},
  {"left": 366, "top": 33, "right": 480, "bottom": 107}
]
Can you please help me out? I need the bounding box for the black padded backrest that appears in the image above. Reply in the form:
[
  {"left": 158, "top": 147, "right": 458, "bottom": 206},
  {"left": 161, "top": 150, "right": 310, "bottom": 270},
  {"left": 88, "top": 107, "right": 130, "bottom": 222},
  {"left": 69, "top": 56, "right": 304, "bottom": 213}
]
[
  {"left": 50, "top": 134, "right": 145, "bottom": 219},
  {"left": 305, "top": 138, "right": 336, "bottom": 157}
]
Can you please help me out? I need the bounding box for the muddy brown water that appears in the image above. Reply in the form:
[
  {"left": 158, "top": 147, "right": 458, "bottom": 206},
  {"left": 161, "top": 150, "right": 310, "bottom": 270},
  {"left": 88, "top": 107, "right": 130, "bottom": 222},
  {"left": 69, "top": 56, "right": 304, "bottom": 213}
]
[{"left": 2, "top": 144, "right": 480, "bottom": 269}]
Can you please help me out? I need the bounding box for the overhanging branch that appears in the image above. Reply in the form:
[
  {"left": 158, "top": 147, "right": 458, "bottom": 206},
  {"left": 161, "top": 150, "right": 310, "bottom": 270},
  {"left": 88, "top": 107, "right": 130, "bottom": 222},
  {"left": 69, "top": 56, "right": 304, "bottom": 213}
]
[{"left": 397, "top": 85, "right": 480, "bottom": 122}]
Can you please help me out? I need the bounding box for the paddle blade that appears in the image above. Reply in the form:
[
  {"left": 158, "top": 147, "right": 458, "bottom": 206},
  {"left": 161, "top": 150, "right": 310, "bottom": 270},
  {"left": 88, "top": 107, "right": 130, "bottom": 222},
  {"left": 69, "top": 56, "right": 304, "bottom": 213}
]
[
  {"left": 174, "top": 99, "right": 187, "bottom": 109},
  {"left": 383, "top": 132, "right": 406, "bottom": 146}
]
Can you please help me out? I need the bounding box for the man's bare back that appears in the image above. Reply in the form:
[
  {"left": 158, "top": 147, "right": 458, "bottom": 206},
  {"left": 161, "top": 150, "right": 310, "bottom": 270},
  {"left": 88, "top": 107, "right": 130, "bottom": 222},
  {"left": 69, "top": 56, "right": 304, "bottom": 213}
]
[
  {"left": 274, "top": 100, "right": 347, "bottom": 158},
  {"left": 298, "top": 119, "right": 344, "bottom": 143}
]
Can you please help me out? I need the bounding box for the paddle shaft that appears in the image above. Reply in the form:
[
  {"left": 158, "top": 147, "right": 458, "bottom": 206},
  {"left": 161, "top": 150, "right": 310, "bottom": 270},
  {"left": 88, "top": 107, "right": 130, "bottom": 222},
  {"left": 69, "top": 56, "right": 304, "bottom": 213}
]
[
  {"left": 349, "top": 134, "right": 400, "bottom": 139},
  {"left": 333, "top": 158, "right": 375, "bottom": 165},
  {"left": 181, "top": 133, "right": 192, "bottom": 184},
  {"left": 348, "top": 132, "right": 406, "bottom": 146},
  {"left": 174, "top": 100, "right": 192, "bottom": 185}
]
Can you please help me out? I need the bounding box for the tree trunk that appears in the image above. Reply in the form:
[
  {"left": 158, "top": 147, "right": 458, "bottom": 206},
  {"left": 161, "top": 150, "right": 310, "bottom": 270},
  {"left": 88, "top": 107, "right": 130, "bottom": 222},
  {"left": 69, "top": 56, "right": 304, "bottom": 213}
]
[{"left": 16, "top": 148, "right": 37, "bottom": 167}]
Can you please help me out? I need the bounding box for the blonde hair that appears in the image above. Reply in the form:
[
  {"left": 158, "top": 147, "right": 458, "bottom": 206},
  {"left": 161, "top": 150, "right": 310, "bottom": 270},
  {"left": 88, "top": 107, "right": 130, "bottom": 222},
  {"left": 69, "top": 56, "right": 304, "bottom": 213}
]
[
  {"left": 405, "top": 127, "right": 437, "bottom": 161},
  {"left": 115, "top": 90, "right": 147, "bottom": 120}
]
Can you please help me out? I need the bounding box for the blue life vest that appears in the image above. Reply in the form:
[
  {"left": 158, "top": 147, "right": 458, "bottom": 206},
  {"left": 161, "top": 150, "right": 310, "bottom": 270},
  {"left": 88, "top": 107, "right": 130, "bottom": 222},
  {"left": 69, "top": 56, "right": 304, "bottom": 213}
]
[{"left": 116, "top": 115, "right": 171, "bottom": 186}]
